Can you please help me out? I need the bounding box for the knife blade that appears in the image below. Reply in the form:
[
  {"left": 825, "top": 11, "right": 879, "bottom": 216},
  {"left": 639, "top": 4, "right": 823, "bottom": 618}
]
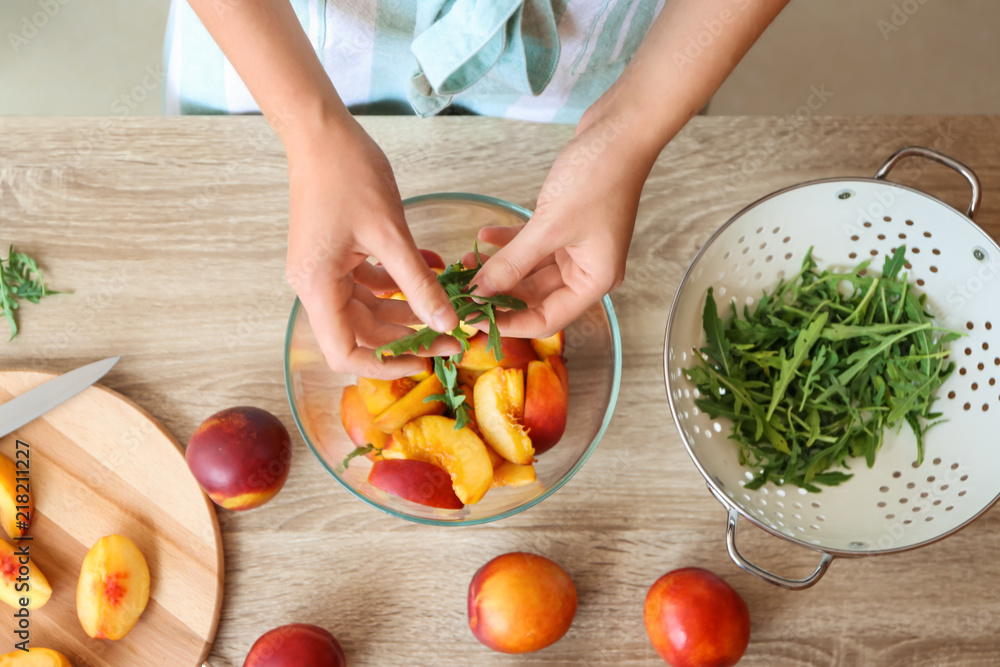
[{"left": 0, "top": 356, "right": 120, "bottom": 438}]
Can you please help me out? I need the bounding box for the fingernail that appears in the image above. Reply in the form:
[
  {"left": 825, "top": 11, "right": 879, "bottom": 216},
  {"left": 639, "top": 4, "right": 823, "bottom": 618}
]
[
  {"left": 431, "top": 304, "right": 457, "bottom": 332},
  {"left": 474, "top": 275, "right": 497, "bottom": 297}
]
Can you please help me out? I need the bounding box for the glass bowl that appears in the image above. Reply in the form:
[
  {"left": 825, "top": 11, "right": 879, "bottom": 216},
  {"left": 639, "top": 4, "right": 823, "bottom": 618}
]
[{"left": 284, "top": 193, "right": 622, "bottom": 525}]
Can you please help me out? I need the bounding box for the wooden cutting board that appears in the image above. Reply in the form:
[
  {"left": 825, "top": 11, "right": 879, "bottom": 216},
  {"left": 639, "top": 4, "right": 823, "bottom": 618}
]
[{"left": 0, "top": 370, "right": 223, "bottom": 666}]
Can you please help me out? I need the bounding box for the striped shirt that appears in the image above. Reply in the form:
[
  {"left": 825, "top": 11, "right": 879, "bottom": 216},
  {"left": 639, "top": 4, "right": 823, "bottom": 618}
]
[{"left": 164, "top": 0, "right": 665, "bottom": 123}]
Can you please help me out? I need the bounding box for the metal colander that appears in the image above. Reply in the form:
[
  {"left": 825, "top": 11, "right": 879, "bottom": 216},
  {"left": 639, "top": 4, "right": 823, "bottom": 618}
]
[{"left": 664, "top": 146, "right": 1000, "bottom": 589}]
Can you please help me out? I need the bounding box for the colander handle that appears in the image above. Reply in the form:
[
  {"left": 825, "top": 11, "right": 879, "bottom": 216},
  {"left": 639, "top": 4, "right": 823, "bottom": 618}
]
[
  {"left": 874, "top": 145, "right": 981, "bottom": 219},
  {"left": 724, "top": 508, "right": 834, "bottom": 590}
]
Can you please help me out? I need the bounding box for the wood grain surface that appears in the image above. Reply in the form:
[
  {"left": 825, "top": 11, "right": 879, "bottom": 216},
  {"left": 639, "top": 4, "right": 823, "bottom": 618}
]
[
  {"left": 1, "top": 116, "right": 999, "bottom": 666},
  {"left": 0, "top": 371, "right": 223, "bottom": 665}
]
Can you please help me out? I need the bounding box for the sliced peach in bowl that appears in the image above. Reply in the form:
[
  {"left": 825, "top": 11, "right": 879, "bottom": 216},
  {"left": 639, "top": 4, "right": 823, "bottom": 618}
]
[
  {"left": 546, "top": 354, "right": 569, "bottom": 393},
  {"left": 77, "top": 534, "right": 150, "bottom": 640},
  {"left": 523, "top": 359, "right": 569, "bottom": 454},
  {"left": 459, "top": 332, "right": 537, "bottom": 372},
  {"left": 474, "top": 367, "right": 533, "bottom": 465},
  {"left": 340, "top": 385, "right": 390, "bottom": 459},
  {"left": 531, "top": 330, "right": 565, "bottom": 359},
  {"left": 368, "top": 459, "right": 464, "bottom": 509},
  {"left": 357, "top": 376, "right": 416, "bottom": 415},
  {"left": 491, "top": 461, "right": 536, "bottom": 488},
  {"left": 372, "top": 374, "right": 447, "bottom": 433},
  {"left": 392, "top": 415, "right": 493, "bottom": 504},
  {"left": 0, "top": 540, "right": 50, "bottom": 611}
]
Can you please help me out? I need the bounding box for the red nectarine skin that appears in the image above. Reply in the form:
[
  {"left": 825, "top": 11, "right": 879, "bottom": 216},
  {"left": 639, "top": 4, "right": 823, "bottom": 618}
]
[
  {"left": 186, "top": 406, "right": 292, "bottom": 511},
  {"left": 523, "top": 360, "right": 568, "bottom": 454},
  {"left": 244, "top": 623, "right": 346, "bottom": 667},
  {"left": 643, "top": 568, "right": 750, "bottom": 667},
  {"left": 468, "top": 552, "right": 577, "bottom": 654},
  {"left": 368, "top": 459, "right": 464, "bottom": 509}
]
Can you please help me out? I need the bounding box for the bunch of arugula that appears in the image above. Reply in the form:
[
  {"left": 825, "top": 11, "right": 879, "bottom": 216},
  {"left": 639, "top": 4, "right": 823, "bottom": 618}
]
[
  {"left": 685, "top": 246, "right": 960, "bottom": 492},
  {"left": 344, "top": 248, "right": 527, "bottom": 468},
  {"left": 0, "top": 246, "right": 61, "bottom": 340}
]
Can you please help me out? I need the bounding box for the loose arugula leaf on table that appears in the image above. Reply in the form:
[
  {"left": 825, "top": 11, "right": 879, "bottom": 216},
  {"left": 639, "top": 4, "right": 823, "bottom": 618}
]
[
  {"left": 0, "top": 245, "right": 63, "bottom": 340},
  {"left": 685, "top": 246, "right": 961, "bottom": 491}
]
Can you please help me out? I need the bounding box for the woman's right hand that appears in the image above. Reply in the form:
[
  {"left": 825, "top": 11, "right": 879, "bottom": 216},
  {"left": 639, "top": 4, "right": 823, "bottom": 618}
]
[{"left": 284, "top": 116, "right": 459, "bottom": 379}]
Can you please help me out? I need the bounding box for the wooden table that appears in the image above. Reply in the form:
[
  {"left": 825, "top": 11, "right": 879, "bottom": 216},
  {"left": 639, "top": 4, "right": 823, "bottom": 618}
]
[{"left": 2, "top": 116, "right": 999, "bottom": 666}]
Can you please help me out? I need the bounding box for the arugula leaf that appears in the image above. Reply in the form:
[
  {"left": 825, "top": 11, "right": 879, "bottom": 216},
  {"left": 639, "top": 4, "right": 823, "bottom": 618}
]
[
  {"left": 685, "top": 248, "right": 960, "bottom": 491},
  {"left": 343, "top": 443, "right": 378, "bottom": 469},
  {"left": 701, "top": 287, "right": 731, "bottom": 375},
  {"left": 0, "top": 246, "right": 62, "bottom": 340}
]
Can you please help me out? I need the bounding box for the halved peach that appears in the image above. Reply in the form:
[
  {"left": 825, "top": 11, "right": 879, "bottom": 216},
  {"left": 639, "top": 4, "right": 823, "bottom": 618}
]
[
  {"left": 0, "top": 540, "right": 50, "bottom": 611},
  {"left": 459, "top": 333, "right": 538, "bottom": 372},
  {"left": 372, "top": 374, "right": 447, "bottom": 433},
  {"left": 0, "top": 454, "right": 30, "bottom": 540},
  {"left": 524, "top": 360, "right": 568, "bottom": 454},
  {"left": 340, "top": 386, "right": 390, "bottom": 460},
  {"left": 391, "top": 415, "right": 493, "bottom": 504},
  {"left": 77, "top": 534, "right": 150, "bottom": 640},
  {"left": 357, "top": 377, "right": 417, "bottom": 416},
  {"left": 531, "top": 330, "right": 565, "bottom": 359},
  {"left": 492, "top": 461, "right": 537, "bottom": 488},
  {"left": 474, "top": 367, "right": 534, "bottom": 465},
  {"left": 0, "top": 648, "right": 72, "bottom": 666},
  {"left": 368, "top": 459, "right": 464, "bottom": 509}
]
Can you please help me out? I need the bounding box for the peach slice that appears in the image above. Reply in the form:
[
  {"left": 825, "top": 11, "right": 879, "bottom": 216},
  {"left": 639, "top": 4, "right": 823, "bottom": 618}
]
[
  {"left": 485, "top": 445, "right": 505, "bottom": 469},
  {"left": 391, "top": 415, "right": 493, "bottom": 504},
  {"left": 357, "top": 377, "right": 416, "bottom": 416},
  {"left": 523, "top": 360, "right": 569, "bottom": 454},
  {"left": 0, "top": 454, "right": 30, "bottom": 540},
  {"left": 546, "top": 354, "right": 569, "bottom": 393},
  {"left": 491, "top": 461, "right": 537, "bottom": 488},
  {"left": 0, "top": 540, "right": 50, "bottom": 611},
  {"left": 457, "top": 367, "right": 486, "bottom": 388},
  {"left": 409, "top": 358, "right": 435, "bottom": 382},
  {"left": 368, "top": 459, "right": 464, "bottom": 509},
  {"left": 0, "top": 648, "right": 72, "bottom": 666},
  {"left": 77, "top": 534, "right": 150, "bottom": 640},
  {"left": 372, "top": 374, "right": 447, "bottom": 433},
  {"left": 531, "top": 330, "right": 565, "bottom": 359},
  {"left": 340, "top": 386, "right": 390, "bottom": 459},
  {"left": 474, "top": 367, "right": 534, "bottom": 465},
  {"left": 459, "top": 333, "right": 538, "bottom": 372}
]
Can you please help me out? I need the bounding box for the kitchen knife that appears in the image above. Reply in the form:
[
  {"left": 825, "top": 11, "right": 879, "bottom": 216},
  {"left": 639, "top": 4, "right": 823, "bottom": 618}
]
[{"left": 0, "top": 356, "right": 120, "bottom": 438}]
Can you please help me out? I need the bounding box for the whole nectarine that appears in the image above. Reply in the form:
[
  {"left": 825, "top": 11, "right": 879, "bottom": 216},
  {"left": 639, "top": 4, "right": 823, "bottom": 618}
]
[
  {"left": 644, "top": 568, "right": 750, "bottom": 667},
  {"left": 468, "top": 552, "right": 577, "bottom": 654},
  {"left": 186, "top": 406, "right": 292, "bottom": 511},
  {"left": 244, "top": 623, "right": 346, "bottom": 667}
]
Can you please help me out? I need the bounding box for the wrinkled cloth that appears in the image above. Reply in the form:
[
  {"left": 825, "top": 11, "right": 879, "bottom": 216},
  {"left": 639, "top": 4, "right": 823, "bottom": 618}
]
[{"left": 407, "top": 0, "right": 559, "bottom": 116}]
